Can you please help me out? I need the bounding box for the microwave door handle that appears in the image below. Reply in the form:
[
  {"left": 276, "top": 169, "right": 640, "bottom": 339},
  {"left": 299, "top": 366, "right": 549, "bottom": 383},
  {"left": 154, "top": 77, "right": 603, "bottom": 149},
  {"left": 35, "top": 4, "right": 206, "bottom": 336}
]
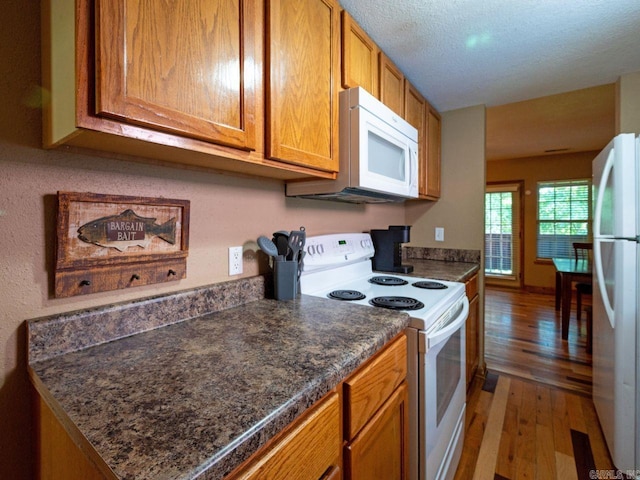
[
  {"left": 410, "top": 147, "right": 418, "bottom": 189},
  {"left": 426, "top": 297, "right": 469, "bottom": 349}
]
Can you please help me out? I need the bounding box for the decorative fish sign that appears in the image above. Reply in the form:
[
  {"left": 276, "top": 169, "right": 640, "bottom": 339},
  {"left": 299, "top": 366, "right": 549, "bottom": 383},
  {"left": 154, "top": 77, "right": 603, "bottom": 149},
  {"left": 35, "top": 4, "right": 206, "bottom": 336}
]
[{"left": 77, "top": 209, "right": 176, "bottom": 252}]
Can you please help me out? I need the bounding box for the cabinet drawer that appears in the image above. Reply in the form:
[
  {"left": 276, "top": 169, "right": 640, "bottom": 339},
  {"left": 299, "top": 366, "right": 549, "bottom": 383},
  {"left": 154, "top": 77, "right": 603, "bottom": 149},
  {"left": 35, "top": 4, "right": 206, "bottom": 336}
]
[
  {"left": 465, "top": 273, "right": 479, "bottom": 299},
  {"left": 232, "top": 392, "right": 341, "bottom": 480},
  {"left": 344, "top": 335, "right": 407, "bottom": 439}
]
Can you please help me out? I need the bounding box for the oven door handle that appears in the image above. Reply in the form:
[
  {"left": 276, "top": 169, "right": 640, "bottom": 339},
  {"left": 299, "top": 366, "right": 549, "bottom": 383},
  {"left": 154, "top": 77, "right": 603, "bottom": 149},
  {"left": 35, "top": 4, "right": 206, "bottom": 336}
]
[{"left": 426, "top": 296, "right": 469, "bottom": 349}]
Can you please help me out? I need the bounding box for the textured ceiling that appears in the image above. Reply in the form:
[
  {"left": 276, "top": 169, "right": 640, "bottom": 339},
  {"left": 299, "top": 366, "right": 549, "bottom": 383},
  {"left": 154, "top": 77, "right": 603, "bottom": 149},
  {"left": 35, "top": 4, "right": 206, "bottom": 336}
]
[
  {"left": 339, "top": 0, "right": 640, "bottom": 159},
  {"left": 339, "top": 0, "right": 640, "bottom": 112}
]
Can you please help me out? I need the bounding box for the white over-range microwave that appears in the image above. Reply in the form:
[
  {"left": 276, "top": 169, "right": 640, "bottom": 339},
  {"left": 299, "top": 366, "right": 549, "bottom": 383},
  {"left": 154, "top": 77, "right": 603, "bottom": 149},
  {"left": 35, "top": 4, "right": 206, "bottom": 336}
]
[{"left": 286, "top": 87, "right": 419, "bottom": 203}]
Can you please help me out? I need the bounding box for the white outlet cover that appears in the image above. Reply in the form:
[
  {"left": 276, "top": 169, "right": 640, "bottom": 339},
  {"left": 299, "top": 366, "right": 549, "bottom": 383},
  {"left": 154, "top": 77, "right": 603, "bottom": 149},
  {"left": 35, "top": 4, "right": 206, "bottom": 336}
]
[{"left": 229, "top": 246, "right": 243, "bottom": 275}]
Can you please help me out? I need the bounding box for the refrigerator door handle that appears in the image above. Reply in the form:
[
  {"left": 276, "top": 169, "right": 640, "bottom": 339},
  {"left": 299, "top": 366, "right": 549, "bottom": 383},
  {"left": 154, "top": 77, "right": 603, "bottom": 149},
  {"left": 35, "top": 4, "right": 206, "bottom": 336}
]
[
  {"left": 593, "top": 237, "right": 615, "bottom": 327},
  {"left": 593, "top": 148, "right": 614, "bottom": 238}
]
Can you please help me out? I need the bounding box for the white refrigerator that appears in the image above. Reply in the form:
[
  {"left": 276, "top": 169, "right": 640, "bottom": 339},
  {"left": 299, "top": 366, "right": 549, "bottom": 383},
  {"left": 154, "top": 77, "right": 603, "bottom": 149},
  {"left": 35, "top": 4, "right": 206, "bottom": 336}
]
[{"left": 592, "top": 132, "right": 639, "bottom": 472}]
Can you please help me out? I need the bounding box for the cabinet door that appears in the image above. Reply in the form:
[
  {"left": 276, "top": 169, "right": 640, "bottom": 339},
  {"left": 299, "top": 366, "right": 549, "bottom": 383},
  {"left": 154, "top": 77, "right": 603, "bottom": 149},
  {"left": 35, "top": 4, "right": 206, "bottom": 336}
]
[
  {"left": 95, "top": 0, "right": 259, "bottom": 151},
  {"left": 341, "top": 11, "right": 379, "bottom": 96},
  {"left": 345, "top": 383, "right": 409, "bottom": 480},
  {"left": 379, "top": 52, "right": 404, "bottom": 116},
  {"left": 425, "top": 105, "right": 442, "bottom": 199},
  {"left": 266, "top": 0, "right": 340, "bottom": 172},
  {"left": 404, "top": 82, "right": 427, "bottom": 197},
  {"left": 38, "top": 396, "right": 113, "bottom": 479}
]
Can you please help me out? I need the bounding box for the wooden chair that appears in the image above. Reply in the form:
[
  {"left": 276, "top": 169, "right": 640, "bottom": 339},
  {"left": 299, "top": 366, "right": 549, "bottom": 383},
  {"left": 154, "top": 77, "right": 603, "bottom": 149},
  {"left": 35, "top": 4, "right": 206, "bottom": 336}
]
[{"left": 573, "top": 242, "right": 593, "bottom": 322}]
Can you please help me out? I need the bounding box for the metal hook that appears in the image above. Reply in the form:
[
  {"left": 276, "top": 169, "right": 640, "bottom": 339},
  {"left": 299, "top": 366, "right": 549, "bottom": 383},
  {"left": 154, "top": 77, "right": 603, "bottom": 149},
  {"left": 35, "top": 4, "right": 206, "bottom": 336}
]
[
  {"left": 131, "top": 274, "right": 140, "bottom": 281},
  {"left": 79, "top": 280, "right": 91, "bottom": 287},
  {"left": 168, "top": 269, "right": 176, "bottom": 276}
]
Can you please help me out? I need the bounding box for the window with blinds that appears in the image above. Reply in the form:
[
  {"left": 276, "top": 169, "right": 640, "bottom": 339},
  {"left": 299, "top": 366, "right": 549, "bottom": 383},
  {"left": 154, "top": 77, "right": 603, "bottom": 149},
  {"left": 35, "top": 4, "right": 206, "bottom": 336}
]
[{"left": 537, "top": 179, "right": 591, "bottom": 259}]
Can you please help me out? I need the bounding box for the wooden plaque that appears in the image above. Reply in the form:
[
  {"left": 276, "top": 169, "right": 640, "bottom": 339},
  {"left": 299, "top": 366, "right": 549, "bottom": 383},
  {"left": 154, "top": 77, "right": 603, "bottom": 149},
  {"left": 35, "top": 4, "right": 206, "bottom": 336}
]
[{"left": 55, "top": 192, "right": 190, "bottom": 297}]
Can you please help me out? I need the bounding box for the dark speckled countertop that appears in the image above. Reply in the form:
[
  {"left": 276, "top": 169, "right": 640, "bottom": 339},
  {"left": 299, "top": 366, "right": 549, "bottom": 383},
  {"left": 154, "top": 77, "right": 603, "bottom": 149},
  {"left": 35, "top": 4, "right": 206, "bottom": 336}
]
[
  {"left": 27, "top": 252, "right": 479, "bottom": 480},
  {"left": 404, "top": 259, "right": 479, "bottom": 283},
  {"left": 403, "top": 246, "right": 480, "bottom": 283},
  {"left": 28, "top": 279, "right": 410, "bottom": 480}
]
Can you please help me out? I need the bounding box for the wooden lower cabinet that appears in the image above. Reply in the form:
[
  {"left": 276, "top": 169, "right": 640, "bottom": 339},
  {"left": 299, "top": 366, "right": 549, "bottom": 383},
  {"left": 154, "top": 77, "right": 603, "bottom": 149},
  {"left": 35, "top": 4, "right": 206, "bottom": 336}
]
[
  {"left": 343, "top": 335, "right": 409, "bottom": 480},
  {"left": 230, "top": 392, "right": 341, "bottom": 480},
  {"left": 344, "top": 383, "right": 409, "bottom": 480},
  {"left": 465, "top": 274, "right": 480, "bottom": 389},
  {"left": 37, "top": 396, "right": 113, "bottom": 480}
]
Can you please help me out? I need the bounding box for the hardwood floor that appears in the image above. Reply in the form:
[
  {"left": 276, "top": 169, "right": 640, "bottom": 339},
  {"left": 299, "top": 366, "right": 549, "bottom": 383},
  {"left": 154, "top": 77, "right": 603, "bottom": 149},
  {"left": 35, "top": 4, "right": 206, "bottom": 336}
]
[
  {"left": 454, "top": 287, "right": 616, "bottom": 479},
  {"left": 484, "top": 286, "right": 592, "bottom": 395}
]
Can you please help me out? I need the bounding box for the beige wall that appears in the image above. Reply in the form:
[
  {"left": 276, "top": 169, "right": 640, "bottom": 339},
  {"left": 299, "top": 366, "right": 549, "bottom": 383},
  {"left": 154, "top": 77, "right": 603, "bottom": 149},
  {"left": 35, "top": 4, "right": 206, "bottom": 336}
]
[
  {"left": 486, "top": 151, "right": 595, "bottom": 289},
  {"left": 616, "top": 70, "right": 640, "bottom": 134},
  {"left": 407, "top": 105, "right": 486, "bottom": 250}
]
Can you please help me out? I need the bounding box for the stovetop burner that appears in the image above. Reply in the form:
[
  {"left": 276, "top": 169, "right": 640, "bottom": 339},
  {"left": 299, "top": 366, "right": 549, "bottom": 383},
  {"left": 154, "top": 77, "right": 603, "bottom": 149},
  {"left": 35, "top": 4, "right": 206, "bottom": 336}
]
[
  {"left": 328, "top": 290, "right": 366, "bottom": 301},
  {"left": 369, "top": 296, "right": 425, "bottom": 311},
  {"left": 412, "top": 281, "right": 448, "bottom": 290},
  {"left": 369, "top": 276, "right": 408, "bottom": 286}
]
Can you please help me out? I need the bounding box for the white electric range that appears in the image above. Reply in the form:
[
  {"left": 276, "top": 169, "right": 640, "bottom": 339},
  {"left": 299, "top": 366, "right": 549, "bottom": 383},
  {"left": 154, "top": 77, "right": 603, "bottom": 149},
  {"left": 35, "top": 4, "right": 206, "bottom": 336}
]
[{"left": 300, "top": 233, "right": 469, "bottom": 480}]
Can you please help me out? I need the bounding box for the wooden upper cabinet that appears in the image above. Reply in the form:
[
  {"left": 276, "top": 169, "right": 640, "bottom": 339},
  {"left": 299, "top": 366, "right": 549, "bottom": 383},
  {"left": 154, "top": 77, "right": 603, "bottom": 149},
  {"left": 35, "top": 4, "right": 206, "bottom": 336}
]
[
  {"left": 379, "top": 52, "right": 405, "bottom": 116},
  {"left": 95, "top": 0, "right": 259, "bottom": 151},
  {"left": 340, "top": 11, "right": 379, "bottom": 97},
  {"left": 43, "top": 0, "right": 340, "bottom": 180},
  {"left": 404, "top": 82, "right": 442, "bottom": 200},
  {"left": 403, "top": 82, "right": 427, "bottom": 197},
  {"left": 425, "top": 105, "right": 442, "bottom": 199},
  {"left": 266, "top": 0, "right": 340, "bottom": 173}
]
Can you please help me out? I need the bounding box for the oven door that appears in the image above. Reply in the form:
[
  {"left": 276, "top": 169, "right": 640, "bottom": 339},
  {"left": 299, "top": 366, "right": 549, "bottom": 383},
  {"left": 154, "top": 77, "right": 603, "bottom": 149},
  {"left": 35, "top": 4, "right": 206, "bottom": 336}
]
[{"left": 419, "top": 297, "right": 468, "bottom": 480}]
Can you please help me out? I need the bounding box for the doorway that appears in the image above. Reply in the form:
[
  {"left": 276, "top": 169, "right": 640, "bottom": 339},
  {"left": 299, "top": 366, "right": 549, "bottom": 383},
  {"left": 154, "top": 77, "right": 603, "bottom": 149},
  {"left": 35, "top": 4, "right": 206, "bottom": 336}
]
[{"left": 485, "top": 182, "right": 523, "bottom": 288}]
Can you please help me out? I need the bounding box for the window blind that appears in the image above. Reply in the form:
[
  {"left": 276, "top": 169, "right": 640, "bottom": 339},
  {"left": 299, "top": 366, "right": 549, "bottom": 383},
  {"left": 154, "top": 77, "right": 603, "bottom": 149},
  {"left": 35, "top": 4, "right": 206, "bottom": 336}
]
[{"left": 537, "top": 179, "right": 591, "bottom": 259}]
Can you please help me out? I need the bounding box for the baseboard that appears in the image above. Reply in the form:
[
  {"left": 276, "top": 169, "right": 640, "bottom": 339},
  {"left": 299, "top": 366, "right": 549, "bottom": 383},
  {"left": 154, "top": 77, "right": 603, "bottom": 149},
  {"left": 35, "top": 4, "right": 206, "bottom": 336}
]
[
  {"left": 522, "top": 285, "right": 555, "bottom": 295},
  {"left": 486, "top": 283, "right": 555, "bottom": 295}
]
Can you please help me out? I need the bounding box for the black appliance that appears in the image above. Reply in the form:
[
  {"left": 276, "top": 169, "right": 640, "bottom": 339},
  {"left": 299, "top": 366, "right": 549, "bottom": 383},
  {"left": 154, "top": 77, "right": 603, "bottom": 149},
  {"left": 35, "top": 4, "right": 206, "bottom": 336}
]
[{"left": 370, "top": 225, "right": 414, "bottom": 274}]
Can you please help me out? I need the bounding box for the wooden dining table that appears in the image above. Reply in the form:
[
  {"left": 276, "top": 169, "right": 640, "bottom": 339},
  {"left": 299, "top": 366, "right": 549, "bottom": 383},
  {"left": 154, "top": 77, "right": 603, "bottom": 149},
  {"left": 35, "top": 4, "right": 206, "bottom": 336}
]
[{"left": 552, "top": 258, "right": 592, "bottom": 340}]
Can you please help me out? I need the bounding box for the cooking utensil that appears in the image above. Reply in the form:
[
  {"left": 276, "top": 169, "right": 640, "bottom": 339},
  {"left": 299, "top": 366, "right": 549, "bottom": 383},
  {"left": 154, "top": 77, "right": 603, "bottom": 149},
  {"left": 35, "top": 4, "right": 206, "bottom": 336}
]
[
  {"left": 257, "top": 235, "right": 279, "bottom": 259},
  {"left": 287, "top": 226, "right": 306, "bottom": 262},
  {"left": 272, "top": 230, "right": 290, "bottom": 257},
  {"left": 297, "top": 250, "right": 306, "bottom": 292}
]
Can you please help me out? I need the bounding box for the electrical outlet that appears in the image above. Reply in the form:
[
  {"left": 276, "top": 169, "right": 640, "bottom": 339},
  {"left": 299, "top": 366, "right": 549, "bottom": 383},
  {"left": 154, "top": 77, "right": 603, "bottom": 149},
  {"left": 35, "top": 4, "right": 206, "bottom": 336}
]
[
  {"left": 229, "top": 246, "right": 243, "bottom": 275},
  {"left": 435, "top": 227, "right": 445, "bottom": 242}
]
